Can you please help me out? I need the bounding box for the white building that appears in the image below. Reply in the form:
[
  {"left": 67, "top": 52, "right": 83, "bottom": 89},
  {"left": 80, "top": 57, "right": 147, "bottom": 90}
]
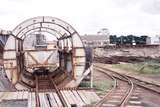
[
  {"left": 151, "top": 35, "right": 160, "bottom": 45},
  {"left": 81, "top": 28, "right": 110, "bottom": 47},
  {"left": 81, "top": 34, "right": 110, "bottom": 47}
]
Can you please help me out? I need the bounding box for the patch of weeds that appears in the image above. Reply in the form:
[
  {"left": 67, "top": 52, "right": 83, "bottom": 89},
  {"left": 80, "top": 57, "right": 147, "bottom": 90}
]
[
  {"left": 112, "top": 61, "right": 160, "bottom": 74},
  {"left": 93, "top": 80, "right": 113, "bottom": 95},
  {"left": 79, "top": 81, "right": 91, "bottom": 87}
]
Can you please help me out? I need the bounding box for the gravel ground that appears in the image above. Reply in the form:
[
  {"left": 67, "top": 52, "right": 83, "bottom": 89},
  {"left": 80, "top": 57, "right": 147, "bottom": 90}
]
[
  {"left": 140, "top": 88, "right": 160, "bottom": 107},
  {"left": 0, "top": 99, "right": 28, "bottom": 107}
]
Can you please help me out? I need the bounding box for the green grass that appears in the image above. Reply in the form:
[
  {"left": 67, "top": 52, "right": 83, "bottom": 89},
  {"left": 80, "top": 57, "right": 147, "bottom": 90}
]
[
  {"left": 79, "top": 80, "right": 113, "bottom": 95},
  {"left": 93, "top": 80, "right": 113, "bottom": 95},
  {"left": 112, "top": 61, "right": 160, "bottom": 74},
  {"left": 79, "top": 81, "right": 91, "bottom": 87}
]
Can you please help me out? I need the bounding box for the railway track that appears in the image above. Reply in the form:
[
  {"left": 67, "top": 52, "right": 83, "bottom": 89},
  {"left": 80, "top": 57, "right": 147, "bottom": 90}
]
[
  {"left": 35, "top": 73, "right": 68, "bottom": 107},
  {"left": 34, "top": 73, "right": 100, "bottom": 107},
  {"left": 126, "top": 75, "right": 160, "bottom": 94},
  {"left": 94, "top": 65, "right": 160, "bottom": 95},
  {"left": 93, "top": 67, "right": 136, "bottom": 107},
  {"left": 0, "top": 71, "right": 100, "bottom": 107},
  {"left": 0, "top": 88, "right": 100, "bottom": 107}
]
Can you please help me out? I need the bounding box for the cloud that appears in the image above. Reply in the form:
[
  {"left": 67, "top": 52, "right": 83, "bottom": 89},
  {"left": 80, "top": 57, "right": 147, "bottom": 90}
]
[
  {"left": 0, "top": 10, "right": 9, "bottom": 15},
  {"left": 0, "top": 0, "right": 160, "bottom": 35},
  {"left": 112, "top": 0, "right": 160, "bottom": 15},
  {"left": 111, "top": 0, "right": 141, "bottom": 8},
  {"left": 141, "top": 0, "right": 160, "bottom": 14}
]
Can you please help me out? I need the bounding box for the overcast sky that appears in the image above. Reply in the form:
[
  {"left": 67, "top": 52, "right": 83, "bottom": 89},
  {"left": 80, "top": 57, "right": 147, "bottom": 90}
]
[{"left": 0, "top": 0, "right": 160, "bottom": 36}]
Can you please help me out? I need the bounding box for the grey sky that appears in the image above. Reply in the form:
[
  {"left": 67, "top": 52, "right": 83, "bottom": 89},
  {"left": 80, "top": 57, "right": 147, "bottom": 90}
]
[{"left": 0, "top": 0, "right": 160, "bottom": 36}]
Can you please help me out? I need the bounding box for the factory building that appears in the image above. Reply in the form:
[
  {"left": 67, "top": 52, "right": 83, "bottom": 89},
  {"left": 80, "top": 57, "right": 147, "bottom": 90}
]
[
  {"left": 81, "top": 28, "right": 110, "bottom": 47},
  {"left": 81, "top": 34, "right": 110, "bottom": 47}
]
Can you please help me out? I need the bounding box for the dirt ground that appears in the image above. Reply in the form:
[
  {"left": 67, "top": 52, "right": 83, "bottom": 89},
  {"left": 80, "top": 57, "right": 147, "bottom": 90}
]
[
  {"left": 140, "top": 88, "right": 160, "bottom": 107},
  {"left": 92, "top": 68, "right": 113, "bottom": 98}
]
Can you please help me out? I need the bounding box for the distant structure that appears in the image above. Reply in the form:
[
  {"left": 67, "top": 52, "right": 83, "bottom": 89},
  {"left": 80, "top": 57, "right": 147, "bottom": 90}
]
[
  {"left": 146, "top": 36, "right": 151, "bottom": 45},
  {"left": 0, "top": 29, "right": 10, "bottom": 47},
  {"left": 0, "top": 29, "right": 10, "bottom": 60},
  {"left": 109, "top": 35, "right": 151, "bottom": 46},
  {"left": 97, "top": 28, "right": 110, "bottom": 35},
  {"left": 151, "top": 35, "right": 160, "bottom": 44},
  {"left": 81, "top": 28, "right": 110, "bottom": 47},
  {"left": 23, "top": 33, "right": 57, "bottom": 50}
]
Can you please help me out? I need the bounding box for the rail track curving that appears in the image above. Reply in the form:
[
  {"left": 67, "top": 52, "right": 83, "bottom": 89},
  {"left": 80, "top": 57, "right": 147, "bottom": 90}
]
[
  {"left": 93, "top": 67, "right": 135, "bottom": 107},
  {"left": 94, "top": 65, "right": 150, "bottom": 107},
  {"left": 94, "top": 65, "right": 160, "bottom": 95},
  {"left": 94, "top": 64, "right": 160, "bottom": 107}
]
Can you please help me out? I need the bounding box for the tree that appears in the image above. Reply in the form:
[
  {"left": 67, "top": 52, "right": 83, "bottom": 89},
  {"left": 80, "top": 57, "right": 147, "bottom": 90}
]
[{"left": 97, "top": 28, "right": 110, "bottom": 36}]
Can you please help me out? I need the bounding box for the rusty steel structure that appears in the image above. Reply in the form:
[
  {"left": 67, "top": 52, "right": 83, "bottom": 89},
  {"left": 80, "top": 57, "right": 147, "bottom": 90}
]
[{"left": 3, "top": 16, "right": 90, "bottom": 90}]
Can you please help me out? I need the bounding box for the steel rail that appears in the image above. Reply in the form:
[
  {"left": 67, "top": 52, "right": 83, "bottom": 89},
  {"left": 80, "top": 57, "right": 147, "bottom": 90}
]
[
  {"left": 95, "top": 64, "right": 160, "bottom": 94},
  {"left": 126, "top": 75, "right": 160, "bottom": 94},
  {"left": 94, "top": 66, "right": 134, "bottom": 107},
  {"left": 48, "top": 76, "right": 68, "bottom": 107},
  {"left": 93, "top": 68, "right": 117, "bottom": 107},
  {"left": 119, "top": 75, "right": 134, "bottom": 107},
  {"left": 35, "top": 75, "right": 41, "bottom": 107}
]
